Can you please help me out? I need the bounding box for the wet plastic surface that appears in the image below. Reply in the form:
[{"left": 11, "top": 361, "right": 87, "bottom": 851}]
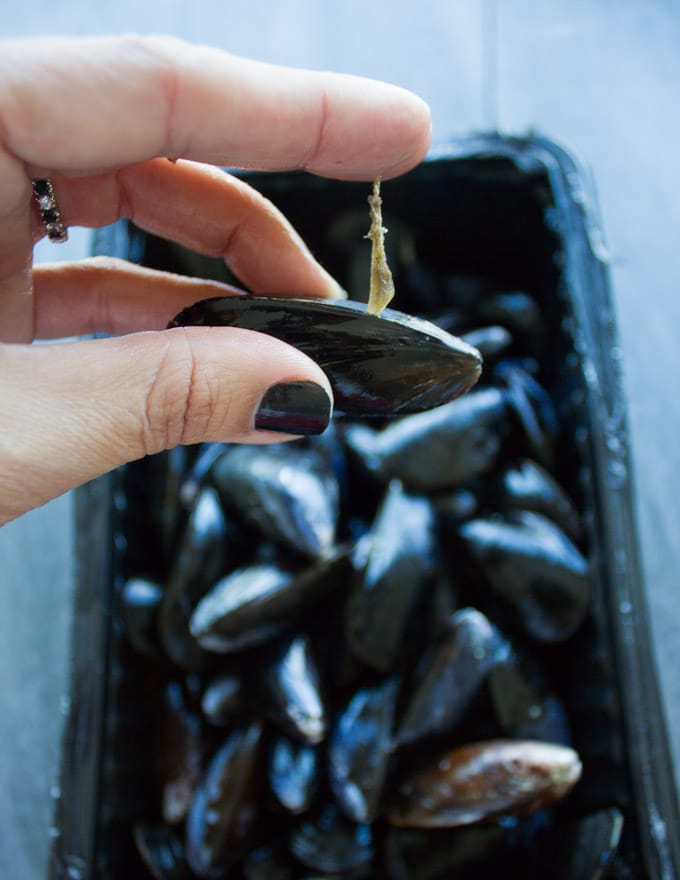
[{"left": 48, "top": 136, "right": 680, "bottom": 879}]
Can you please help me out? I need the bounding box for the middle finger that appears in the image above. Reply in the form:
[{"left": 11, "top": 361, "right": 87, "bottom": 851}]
[{"left": 35, "top": 159, "right": 344, "bottom": 299}]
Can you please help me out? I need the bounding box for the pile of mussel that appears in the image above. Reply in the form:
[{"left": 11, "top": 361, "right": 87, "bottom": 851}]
[{"left": 117, "top": 273, "right": 626, "bottom": 878}]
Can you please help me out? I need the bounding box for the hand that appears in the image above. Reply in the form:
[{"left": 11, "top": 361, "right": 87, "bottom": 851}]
[{"left": 0, "top": 35, "right": 431, "bottom": 525}]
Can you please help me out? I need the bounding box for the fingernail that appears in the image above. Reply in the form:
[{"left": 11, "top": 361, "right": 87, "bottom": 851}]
[
  {"left": 255, "top": 381, "right": 332, "bottom": 435},
  {"left": 325, "top": 279, "right": 349, "bottom": 300}
]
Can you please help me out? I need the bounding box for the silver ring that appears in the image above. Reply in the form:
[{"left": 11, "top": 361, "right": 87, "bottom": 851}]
[{"left": 32, "top": 178, "right": 68, "bottom": 243}]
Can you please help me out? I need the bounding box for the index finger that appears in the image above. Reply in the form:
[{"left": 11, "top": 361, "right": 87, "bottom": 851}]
[{"left": 0, "top": 35, "right": 431, "bottom": 180}]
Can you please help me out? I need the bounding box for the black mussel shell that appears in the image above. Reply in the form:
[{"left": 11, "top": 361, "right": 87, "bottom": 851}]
[
  {"left": 459, "top": 511, "right": 590, "bottom": 642},
  {"left": 190, "top": 550, "right": 350, "bottom": 654},
  {"left": 289, "top": 803, "right": 374, "bottom": 874},
  {"left": 133, "top": 823, "right": 191, "bottom": 879},
  {"left": 242, "top": 844, "right": 296, "bottom": 879},
  {"left": 495, "top": 361, "right": 558, "bottom": 469},
  {"left": 328, "top": 677, "right": 401, "bottom": 823},
  {"left": 211, "top": 444, "right": 340, "bottom": 561},
  {"left": 461, "top": 325, "right": 513, "bottom": 360},
  {"left": 190, "top": 563, "right": 293, "bottom": 653},
  {"left": 530, "top": 807, "right": 624, "bottom": 879},
  {"left": 395, "top": 608, "right": 511, "bottom": 750},
  {"left": 169, "top": 296, "right": 482, "bottom": 417},
  {"left": 155, "top": 682, "right": 207, "bottom": 826},
  {"left": 487, "top": 662, "right": 571, "bottom": 745},
  {"left": 477, "top": 291, "right": 545, "bottom": 343},
  {"left": 200, "top": 673, "right": 243, "bottom": 725},
  {"left": 185, "top": 723, "right": 264, "bottom": 877},
  {"left": 269, "top": 736, "right": 320, "bottom": 815},
  {"left": 344, "top": 387, "right": 508, "bottom": 493},
  {"left": 383, "top": 825, "right": 508, "bottom": 880},
  {"left": 345, "top": 481, "right": 437, "bottom": 672},
  {"left": 159, "top": 486, "right": 234, "bottom": 672},
  {"left": 496, "top": 458, "right": 582, "bottom": 542},
  {"left": 256, "top": 635, "right": 327, "bottom": 744}
]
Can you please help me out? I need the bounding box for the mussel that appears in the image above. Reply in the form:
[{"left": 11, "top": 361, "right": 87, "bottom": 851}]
[
  {"left": 395, "top": 608, "right": 511, "bottom": 750},
  {"left": 200, "top": 673, "right": 243, "bottom": 726},
  {"left": 169, "top": 296, "right": 482, "bottom": 417},
  {"left": 344, "top": 387, "right": 508, "bottom": 492},
  {"left": 133, "top": 823, "right": 190, "bottom": 880},
  {"left": 255, "top": 634, "right": 328, "bottom": 745},
  {"left": 328, "top": 677, "right": 400, "bottom": 823},
  {"left": 289, "top": 803, "right": 374, "bottom": 874},
  {"left": 159, "top": 485, "right": 234, "bottom": 672},
  {"left": 185, "top": 723, "right": 264, "bottom": 877},
  {"left": 210, "top": 443, "right": 340, "bottom": 561},
  {"left": 387, "top": 739, "right": 582, "bottom": 828},
  {"left": 269, "top": 736, "right": 320, "bottom": 816},
  {"left": 459, "top": 511, "right": 590, "bottom": 642},
  {"left": 190, "top": 550, "right": 350, "bottom": 653},
  {"left": 345, "top": 481, "right": 437, "bottom": 672}
]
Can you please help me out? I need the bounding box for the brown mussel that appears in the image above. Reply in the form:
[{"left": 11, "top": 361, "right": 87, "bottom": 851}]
[
  {"left": 169, "top": 296, "right": 482, "bottom": 417},
  {"left": 387, "top": 739, "right": 582, "bottom": 828}
]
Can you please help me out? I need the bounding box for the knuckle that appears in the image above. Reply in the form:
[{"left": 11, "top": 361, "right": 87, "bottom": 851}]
[
  {"left": 83, "top": 255, "right": 127, "bottom": 273},
  {"left": 141, "top": 331, "right": 228, "bottom": 455}
]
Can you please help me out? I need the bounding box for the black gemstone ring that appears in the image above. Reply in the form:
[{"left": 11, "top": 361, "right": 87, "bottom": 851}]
[{"left": 31, "top": 178, "right": 68, "bottom": 243}]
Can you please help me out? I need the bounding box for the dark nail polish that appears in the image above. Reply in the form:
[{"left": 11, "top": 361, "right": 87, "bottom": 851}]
[{"left": 255, "top": 381, "right": 332, "bottom": 435}]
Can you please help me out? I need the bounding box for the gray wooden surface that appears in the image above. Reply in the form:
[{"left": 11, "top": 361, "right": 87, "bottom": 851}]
[{"left": 3, "top": 2, "right": 680, "bottom": 876}]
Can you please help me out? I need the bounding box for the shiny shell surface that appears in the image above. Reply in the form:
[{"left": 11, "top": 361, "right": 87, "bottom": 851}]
[{"left": 169, "top": 296, "right": 482, "bottom": 417}]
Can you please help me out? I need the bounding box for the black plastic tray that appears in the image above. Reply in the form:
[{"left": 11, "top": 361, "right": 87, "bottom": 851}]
[{"left": 48, "top": 135, "right": 680, "bottom": 879}]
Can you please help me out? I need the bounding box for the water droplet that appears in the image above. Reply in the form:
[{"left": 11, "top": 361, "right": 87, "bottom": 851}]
[
  {"left": 607, "top": 459, "right": 627, "bottom": 489},
  {"left": 582, "top": 360, "right": 597, "bottom": 389},
  {"left": 112, "top": 490, "right": 128, "bottom": 512},
  {"left": 65, "top": 857, "right": 85, "bottom": 880},
  {"left": 114, "top": 532, "right": 128, "bottom": 554}
]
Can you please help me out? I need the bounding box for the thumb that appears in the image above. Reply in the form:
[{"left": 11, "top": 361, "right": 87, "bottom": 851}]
[{"left": 0, "top": 327, "right": 333, "bottom": 524}]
